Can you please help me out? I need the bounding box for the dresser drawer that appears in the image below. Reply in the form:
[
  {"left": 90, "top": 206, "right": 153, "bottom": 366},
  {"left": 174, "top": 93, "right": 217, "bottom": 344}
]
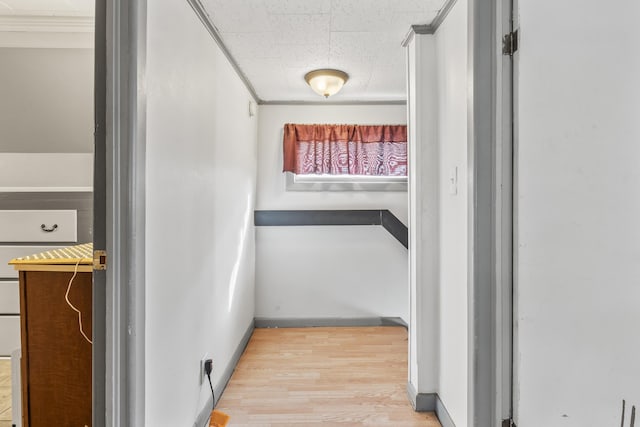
[
  {"left": 0, "top": 315, "right": 20, "bottom": 356},
  {"left": 0, "top": 210, "right": 77, "bottom": 242},
  {"left": 0, "top": 246, "right": 62, "bottom": 279},
  {"left": 0, "top": 281, "right": 19, "bottom": 314}
]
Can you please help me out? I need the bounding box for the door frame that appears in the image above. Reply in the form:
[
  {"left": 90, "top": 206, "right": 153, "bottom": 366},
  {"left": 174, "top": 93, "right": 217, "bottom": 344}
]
[
  {"left": 93, "top": 0, "right": 106, "bottom": 425},
  {"left": 467, "top": 0, "right": 515, "bottom": 425},
  {"left": 93, "top": 0, "right": 147, "bottom": 426},
  {"left": 93, "top": 0, "right": 516, "bottom": 425}
]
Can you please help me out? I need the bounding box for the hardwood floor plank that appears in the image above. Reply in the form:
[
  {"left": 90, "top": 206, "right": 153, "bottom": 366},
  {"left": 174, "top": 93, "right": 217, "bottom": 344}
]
[
  {"left": 0, "top": 359, "right": 10, "bottom": 422},
  {"left": 216, "top": 327, "right": 440, "bottom": 427}
]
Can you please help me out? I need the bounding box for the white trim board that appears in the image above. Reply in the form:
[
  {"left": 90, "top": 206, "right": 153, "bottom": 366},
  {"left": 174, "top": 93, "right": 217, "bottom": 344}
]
[
  {"left": 0, "top": 15, "right": 95, "bottom": 33},
  {"left": 0, "top": 31, "right": 94, "bottom": 48},
  {"left": 285, "top": 173, "right": 407, "bottom": 192},
  {"left": 0, "top": 14, "right": 95, "bottom": 48}
]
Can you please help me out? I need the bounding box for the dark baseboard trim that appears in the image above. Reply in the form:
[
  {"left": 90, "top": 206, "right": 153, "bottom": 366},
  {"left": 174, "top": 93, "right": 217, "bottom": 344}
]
[
  {"left": 254, "top": 209, "right": 408, "bottom": 249},
  {"left": 215, "top": 319, "right": 255, "bottom": 405},
  {"left": 255, "top": 316, "right": 407, "bottom": 329},
  {"left": 406, "top": 382, "right": 437, "bottom": 411},
  {"left": 435, "top": 394, "right": 457, "bottom": 427},
  {"left": 406, "top": 383, "right": 458, "bottom": 427},
  {"left": 193, "top": 396, "right": 213, "bottom": 427},
  {"left": 193, "top": 319, "right": 255, "bottom": 427}
]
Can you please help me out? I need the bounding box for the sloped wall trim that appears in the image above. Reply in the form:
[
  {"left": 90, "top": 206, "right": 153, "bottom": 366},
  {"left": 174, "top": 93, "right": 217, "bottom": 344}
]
[
  {"left": 401, "top": 0, "right": 459, "bottom": 46},
  {"left": 254, "top": 209, "right": 408, "bottom": 249}
]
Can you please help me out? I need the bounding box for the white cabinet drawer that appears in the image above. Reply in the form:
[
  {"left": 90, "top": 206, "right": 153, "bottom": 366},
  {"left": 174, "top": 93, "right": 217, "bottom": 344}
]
[
  {"left": 0, "top": 210, "right": 77, "bottom": 242},
  {"left": 0, "top": 315, "right": 20, "bottom": 356},
  {"left": 0, "top": 281, "right": 19, "bottom": 314},
  {"left": 0, "top": 246, "right": 61, "bottom": 279}
]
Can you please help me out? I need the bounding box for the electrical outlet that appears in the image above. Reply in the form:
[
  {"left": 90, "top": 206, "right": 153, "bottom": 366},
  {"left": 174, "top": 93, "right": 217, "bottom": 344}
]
[{"left": 199, "top": 353, "right": 209, "bottom": 385}]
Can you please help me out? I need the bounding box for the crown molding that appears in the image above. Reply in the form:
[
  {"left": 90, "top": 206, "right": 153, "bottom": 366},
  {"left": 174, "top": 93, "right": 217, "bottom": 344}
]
[
  {"left": 259, "top": 100, "right": 407, "bottom": 106},
  {"left": 401, "top": 24, "right": 433, "bottom": 47},
  {"left": 0, "top": 15, "right": 95, "bottom": 33},
  {"left": 401, "top": 0, "right": 459, "bottom": 47},
  {"left": 186, "top": 0, "right": 260, "bottom": 103},
  {"left": 429, "top": 0, "right": 459, "bottom": 32}
]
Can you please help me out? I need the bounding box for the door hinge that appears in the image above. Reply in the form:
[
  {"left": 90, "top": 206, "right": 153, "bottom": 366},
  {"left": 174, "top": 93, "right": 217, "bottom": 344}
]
[
  {"left": 502, "top": 29, "right": 519, "bottom": 56},
  {"left": 502, "top": 419, "right": 517, "bottom": 427},
  {"left": 93, "top": 250, "right": 107, "bottom": 271}
]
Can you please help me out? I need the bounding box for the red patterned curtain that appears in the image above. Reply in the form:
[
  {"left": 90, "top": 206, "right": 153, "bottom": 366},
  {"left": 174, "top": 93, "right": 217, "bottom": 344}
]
[{"left": 283, "top": 124, "right": 407, "bottom": 176}]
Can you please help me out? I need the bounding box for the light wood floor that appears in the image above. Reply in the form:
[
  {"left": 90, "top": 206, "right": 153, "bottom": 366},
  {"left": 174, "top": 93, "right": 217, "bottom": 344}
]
[
  {"left": 0, "top": 358, "right": 11, "bottom": 427},
  {"left": 216, "top": 326, "right": 441, "bottom": 427}
]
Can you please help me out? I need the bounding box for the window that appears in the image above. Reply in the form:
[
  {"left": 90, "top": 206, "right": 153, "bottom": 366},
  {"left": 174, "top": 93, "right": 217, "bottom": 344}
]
[{"left": 282, "top": 123, "right": 408, "bottom": 191}]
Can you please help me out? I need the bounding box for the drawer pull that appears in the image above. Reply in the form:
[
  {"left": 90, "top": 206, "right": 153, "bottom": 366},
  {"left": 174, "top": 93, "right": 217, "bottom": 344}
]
[{"left": 41, "top": 223, "right": 58, "bottom": 232}]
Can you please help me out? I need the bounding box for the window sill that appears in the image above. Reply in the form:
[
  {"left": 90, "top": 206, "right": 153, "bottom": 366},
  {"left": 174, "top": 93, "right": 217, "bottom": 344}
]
[{"left": 285, "top": 173, "right": 407, "bottom": 192}]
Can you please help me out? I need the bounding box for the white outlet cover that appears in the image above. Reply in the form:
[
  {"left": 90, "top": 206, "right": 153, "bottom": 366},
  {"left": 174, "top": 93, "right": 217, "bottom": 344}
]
[{"left": 200, "top": 353, "right": 209, "bottom": 385}]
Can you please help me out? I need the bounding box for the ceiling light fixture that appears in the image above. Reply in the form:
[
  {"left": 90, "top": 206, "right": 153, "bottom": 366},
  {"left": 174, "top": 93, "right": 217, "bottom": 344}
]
[{"left": 304, "top": 69, "right": 349, "bottom": 98}]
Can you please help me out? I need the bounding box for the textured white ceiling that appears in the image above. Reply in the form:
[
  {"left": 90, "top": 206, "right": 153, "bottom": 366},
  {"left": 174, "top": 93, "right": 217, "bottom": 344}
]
[
  {"left": 0, "top": 0, "right": 448, "bottom": 102},
  {"left": 203, "top": 0, "right": 448, "bottom": 102}
]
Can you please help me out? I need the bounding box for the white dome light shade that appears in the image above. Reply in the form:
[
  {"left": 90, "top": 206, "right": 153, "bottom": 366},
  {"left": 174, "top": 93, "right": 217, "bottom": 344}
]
[{"left": 304, "top": 69, "right": 349, "bottom": 98}]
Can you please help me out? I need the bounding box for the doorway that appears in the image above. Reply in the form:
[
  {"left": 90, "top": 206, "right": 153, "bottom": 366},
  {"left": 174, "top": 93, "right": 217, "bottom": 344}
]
[
  {"left": 0, "top": 1, "right": 96, "bottom": 425},
  {"left": 95, "top": 0, "right": 517, "bottom": 426}
]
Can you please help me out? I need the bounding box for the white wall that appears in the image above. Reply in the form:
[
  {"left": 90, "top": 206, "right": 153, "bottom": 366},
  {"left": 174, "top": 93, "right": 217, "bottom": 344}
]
[
  {"left": 435, "top": 0, "right": 468, "bottom": 425},
  {"left": 144, "top": 2, "right": 257, "bottom": 425},
  {"left": 0, "top": 153, "right": 93, "bottom": 191},
  {"left": 516, "top": 1, "right": 640, "bottom": 425},
  {"left": 405, "top": 5, "right": 468, "bottom": 418},
  {"left": 0, "top": 48, "right": 94, "bottom": 153},
  {"left": 255, "top": 105, "right": 408, "bottom": 321},
  {"left": 257, "top": 226, "right": 407, "bottom": 319},
  {"left": 406, "top": 33, "right": 439, "bottom": 395}
]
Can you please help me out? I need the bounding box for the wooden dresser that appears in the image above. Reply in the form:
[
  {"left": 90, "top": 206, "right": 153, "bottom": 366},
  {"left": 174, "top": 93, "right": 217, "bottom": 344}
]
[{"left": 9, "top": 243, "right": 93, "bottom": 427}]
